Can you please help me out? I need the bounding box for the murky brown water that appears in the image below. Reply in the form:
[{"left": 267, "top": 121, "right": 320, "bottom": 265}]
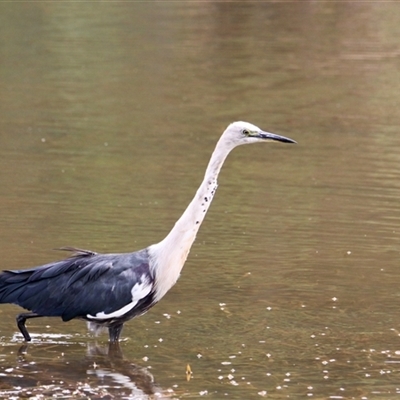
[{"left": 1, "top": 2, "right": 400, "bottom": 399}]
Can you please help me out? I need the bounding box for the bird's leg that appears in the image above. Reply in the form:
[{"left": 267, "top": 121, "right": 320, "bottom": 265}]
[
  {"left": 16, "top": 312, "right": 42, "bottom": 341},
  {"left": 108, "top": 323, "right": 124, "bottom": 344},
  {"left": 108, "top": 341, "right": 123, "bottom": 358}
]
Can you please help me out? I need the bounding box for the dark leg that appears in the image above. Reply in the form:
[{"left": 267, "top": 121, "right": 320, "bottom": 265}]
[
  {"left": 16, "top": 312, "right": 42, "bottom": 341},
  {"left": 108, "top": 341, "right": 123, "bottom": 358},
  {"left": 108, "top": 323, "right": 124, "bottom": 344}
]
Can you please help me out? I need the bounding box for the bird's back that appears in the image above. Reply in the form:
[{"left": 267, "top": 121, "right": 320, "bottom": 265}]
[{"left": 0, "top": 248, "right": 155, "bottom": 322}]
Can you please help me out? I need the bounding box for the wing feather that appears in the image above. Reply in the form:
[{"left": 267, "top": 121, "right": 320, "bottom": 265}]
[{"left": 0, "top": 249, "right": 154, "bottom": 322}]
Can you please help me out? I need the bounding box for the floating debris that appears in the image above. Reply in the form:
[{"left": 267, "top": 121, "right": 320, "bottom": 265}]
[{"left": 186, "top": 364, "right": 193, "bottom": 381}]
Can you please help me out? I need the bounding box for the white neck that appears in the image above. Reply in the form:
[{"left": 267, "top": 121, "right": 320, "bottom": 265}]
[{"left": 149, "top": 136, "right": 236, "bottom": 301}]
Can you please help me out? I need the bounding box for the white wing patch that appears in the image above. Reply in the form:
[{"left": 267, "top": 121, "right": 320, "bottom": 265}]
[{"left": 86, "top": 274, "right": 152, "bottom": 320}]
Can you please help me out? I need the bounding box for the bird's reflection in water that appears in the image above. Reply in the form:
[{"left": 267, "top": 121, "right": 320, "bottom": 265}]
[{"left": 0, "top": 341, "right": 173, "bottom": 399}]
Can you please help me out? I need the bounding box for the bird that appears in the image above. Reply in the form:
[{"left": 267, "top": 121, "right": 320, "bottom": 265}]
[{"left": 0, "top": 121, "right": 296, "bottom": 343}]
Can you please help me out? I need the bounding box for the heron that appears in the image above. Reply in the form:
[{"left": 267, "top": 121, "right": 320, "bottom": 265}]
[{"left": 0, "top": 121, "right": 296, "bottom": 343}]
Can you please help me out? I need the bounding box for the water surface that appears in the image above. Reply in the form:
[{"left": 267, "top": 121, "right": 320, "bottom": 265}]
[{"left": 1, "top": 2, "right": 400, "bottom": 399}]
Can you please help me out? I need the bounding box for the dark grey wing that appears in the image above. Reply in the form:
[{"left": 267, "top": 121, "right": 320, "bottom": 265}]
[
  {"left": 0, "top": 249, "right": 155, "bottom": 321},
  {"left": 0, "top": 249, "right": 93, "bottom": 312}
]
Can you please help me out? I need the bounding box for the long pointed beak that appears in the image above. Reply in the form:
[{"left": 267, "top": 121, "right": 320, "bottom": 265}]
[{"left": 259, "top": 131, "right": 297, "bottom": 144}]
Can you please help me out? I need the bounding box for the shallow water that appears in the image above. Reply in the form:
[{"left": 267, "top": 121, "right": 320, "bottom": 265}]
[{"left": 1, "top": 2, "right": 400, "bottom": 399}]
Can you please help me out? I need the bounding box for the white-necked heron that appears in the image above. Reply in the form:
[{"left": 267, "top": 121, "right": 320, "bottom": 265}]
[{"left": 0, "top": 121, "right": 296, "bottom": 343}]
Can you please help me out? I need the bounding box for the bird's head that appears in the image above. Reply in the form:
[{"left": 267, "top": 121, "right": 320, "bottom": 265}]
[{"left": 222, "top": 121, "right": 296, "bottom": 148}]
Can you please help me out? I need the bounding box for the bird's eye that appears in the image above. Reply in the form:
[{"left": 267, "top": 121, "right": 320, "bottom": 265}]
[{"left": 242, "top": 129, "right": 250, "bottom": 135}]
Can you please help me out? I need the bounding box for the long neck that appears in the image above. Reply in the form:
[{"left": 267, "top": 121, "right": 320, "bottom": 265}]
[{"left": 149, "top": 137, "right": 234, "bottom": 300}]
